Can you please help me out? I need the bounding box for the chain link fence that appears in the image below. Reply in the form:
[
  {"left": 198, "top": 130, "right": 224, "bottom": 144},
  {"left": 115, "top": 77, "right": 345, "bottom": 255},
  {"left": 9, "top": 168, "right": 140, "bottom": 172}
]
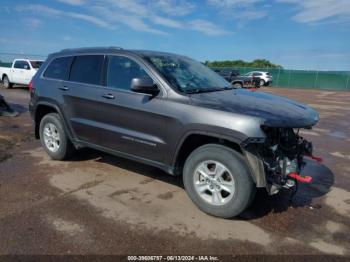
[
  {"left": 0, "top": 52, "right": 47, "bottom": 68},
  {"left": 1, "top": 52, "right": 349, "bottom": 91},
  {"left": 211, "top": 67, "right": 350, "bottom": 91}
]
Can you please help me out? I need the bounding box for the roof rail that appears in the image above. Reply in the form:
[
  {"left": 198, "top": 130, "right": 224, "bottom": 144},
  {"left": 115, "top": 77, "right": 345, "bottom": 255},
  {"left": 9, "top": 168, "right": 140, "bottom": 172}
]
[
  {"left": 60, "top": 46, "right": 123, "bottom": 52},
  {"left": 109, "top": 46, "right": 123, "bottom": 50}
]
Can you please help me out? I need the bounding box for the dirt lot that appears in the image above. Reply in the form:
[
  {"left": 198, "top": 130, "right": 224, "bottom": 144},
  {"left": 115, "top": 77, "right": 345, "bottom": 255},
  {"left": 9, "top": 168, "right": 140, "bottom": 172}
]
[{"left": 0, "top": 86, "right": 349, "bottom": 257}]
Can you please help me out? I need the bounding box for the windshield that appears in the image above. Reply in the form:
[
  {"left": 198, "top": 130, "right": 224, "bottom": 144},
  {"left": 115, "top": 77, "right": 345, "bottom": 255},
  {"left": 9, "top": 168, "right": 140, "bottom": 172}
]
[
  {"left": 144, "top": 54, "right": 231, "bottom": 93},
  {"left": 30, "top": 61, "right": 43, "bottom": 69}
]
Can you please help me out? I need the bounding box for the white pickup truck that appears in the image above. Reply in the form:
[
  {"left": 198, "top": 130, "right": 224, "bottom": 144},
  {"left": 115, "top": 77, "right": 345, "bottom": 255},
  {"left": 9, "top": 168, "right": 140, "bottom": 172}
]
[{"left": 0, "top": 59, "right": 44, "bottom": 88}]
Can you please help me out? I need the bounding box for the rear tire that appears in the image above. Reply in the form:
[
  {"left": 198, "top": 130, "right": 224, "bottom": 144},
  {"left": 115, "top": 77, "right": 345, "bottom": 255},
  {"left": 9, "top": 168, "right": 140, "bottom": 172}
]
[
  {"left": 39, "top": 113, "right": 75, "bottom": 160},
  {"left": 259, "top": 79, "right": 265, "bottom": 87},
  {"left": 2, "top": 76, "right": 13, "bottom": 89},
  {"left": 183, "top": 144, "right": 255, "bottom": 218}
]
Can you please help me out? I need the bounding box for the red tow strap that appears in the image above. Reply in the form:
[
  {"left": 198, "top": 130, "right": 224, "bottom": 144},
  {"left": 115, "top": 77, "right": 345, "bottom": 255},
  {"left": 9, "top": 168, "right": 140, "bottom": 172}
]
[
  {"left": 308, "top": 155, "right": 323, "bottom": 163},
  {"left": 288, "top": 172, "right": 312, "bottom": 183}
]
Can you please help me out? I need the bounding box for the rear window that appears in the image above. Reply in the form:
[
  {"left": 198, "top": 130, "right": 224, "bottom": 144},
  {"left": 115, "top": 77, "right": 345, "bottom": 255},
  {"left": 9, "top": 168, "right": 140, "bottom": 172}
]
[
  {"left": 69, "top": 55, "right": 104, "bottom": 85},
  {"left": 44, "top": 57, "right": 72, "bottom": 80},
  {"left": 30, "top": 61, "right": 43, "bottom": 69}
]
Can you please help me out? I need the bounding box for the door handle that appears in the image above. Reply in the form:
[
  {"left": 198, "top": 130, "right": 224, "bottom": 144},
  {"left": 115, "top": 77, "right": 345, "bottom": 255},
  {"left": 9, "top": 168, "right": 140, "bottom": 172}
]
[
  {"left": 102, "top": 93, "right": 115, "bottom": 99},
  {"left": 59, "top": 86, "right": 69, "bottom": 91}
]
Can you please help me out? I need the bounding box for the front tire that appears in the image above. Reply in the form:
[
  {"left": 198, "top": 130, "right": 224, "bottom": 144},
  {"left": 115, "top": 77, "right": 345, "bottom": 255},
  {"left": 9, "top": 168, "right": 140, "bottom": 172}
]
[
  {"left": 232, "top": 82, "right": 243, "bottom": 88},
  {"left": 183, "top": 144, "right": 255, "bottom": 218},
  {"left": 39, "top": 113, "right": 75, "bottom": 160},
  {"left": 2, "top": 76, "right": 13, "bottom": 89}
]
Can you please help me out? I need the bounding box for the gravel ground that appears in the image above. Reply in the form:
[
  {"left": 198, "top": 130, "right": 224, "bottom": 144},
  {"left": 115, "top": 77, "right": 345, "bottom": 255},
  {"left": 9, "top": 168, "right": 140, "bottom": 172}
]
[{"left": 0, "top": 86, "right": 349, "bottom": 258}]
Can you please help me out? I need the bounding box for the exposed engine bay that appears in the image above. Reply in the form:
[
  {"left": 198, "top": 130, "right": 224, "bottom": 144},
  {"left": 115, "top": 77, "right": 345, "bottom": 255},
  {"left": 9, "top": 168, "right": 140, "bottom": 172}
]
[{"left": 244, "top": 126, "right": 320, "bottom": 195}]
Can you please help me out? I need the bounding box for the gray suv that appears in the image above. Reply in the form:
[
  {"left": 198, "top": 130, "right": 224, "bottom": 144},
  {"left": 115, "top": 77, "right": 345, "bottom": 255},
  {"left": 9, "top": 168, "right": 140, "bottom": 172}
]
[{"left": 29, "top": 47, "right": 319, "bottom": 218}]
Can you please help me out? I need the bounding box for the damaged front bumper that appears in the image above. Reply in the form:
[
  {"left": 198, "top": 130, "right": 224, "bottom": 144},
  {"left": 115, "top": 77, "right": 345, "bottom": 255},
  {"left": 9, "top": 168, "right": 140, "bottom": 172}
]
[{"left": 242, "top": 126, "right": 321, "bottom": 195}]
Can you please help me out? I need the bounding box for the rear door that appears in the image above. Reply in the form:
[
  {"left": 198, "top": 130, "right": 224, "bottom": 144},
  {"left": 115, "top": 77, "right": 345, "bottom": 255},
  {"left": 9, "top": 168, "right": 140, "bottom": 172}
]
[
  {"left": 22, "top": 61, "right": 35, "bottom": 85},
  {"left": 60, "top": 55, "right": 106, "bottom": 144}
]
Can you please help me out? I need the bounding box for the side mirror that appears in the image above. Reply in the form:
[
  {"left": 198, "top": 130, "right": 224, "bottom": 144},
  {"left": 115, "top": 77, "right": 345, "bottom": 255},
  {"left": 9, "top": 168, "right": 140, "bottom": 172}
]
[{"left": 131, "top": 77, "right": 159, "bottom": 95}]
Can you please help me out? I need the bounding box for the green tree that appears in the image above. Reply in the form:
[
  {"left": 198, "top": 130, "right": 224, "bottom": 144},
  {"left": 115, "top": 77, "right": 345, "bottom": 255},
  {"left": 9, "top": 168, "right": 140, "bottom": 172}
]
[{"left": 204, "top": 59, "right": 282, "bottom": 69}]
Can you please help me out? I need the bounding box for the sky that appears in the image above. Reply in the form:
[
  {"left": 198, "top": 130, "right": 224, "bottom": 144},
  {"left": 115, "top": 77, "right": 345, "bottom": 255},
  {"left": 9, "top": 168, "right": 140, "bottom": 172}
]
[{"left": 0, "top": 0, "right": 349, "bottom": 70}]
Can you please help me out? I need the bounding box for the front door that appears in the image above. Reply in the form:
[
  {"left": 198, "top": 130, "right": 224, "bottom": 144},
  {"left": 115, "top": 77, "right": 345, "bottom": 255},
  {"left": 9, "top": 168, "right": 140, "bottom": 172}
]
[
  {"left": 94, "top": 55, "right": 166, "bottom": 163},
  {"left": 12, "top": 60, "right": 28, "bottom": 84}
]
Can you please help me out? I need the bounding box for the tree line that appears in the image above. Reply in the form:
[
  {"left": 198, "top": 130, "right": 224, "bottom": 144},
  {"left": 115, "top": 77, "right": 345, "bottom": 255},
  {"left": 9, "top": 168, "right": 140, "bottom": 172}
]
[{"left": 204, "top": 59, "right": 283, "bottom": 68}]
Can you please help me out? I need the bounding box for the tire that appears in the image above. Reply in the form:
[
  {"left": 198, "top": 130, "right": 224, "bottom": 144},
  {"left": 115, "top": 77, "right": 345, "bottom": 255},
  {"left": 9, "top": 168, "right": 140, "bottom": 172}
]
[
  {"left": 183, "top": 144, "right": 255, "bottom": 218},
  {"left": 232, "top": 82, "right": 243, "bottom": 89},
  {"left": 39, "top": 113, "right": 75, "bottom": 160},
  {"left": 259, "top": 79, "right": 265, "bottom": 87},
  {"left": 2, "top": 76, "right": 13, "bottom": 89}
]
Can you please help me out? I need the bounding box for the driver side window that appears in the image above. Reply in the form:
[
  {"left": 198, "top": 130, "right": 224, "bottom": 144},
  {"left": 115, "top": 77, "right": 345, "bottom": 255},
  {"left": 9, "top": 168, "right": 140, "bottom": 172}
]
[
  {"left": 14, "top": 61, "right": 29, "bottom": 69},
  {"left": 107, "top": 56, "right": 151, "bottom": 90}
]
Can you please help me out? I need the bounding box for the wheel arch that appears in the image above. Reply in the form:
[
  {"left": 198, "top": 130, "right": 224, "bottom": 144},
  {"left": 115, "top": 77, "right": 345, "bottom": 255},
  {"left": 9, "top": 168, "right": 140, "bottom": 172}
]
[
  {"left": 2, "top": 74, "right": 9, "bottom": 82},
  {"left": 231, "top": 80, "right": 243, "bottom": 85},
  {"left": 172, "top": 131, "right": 243, "bottom": 172},
  {"left": 34, "top": 102, "right": 74, "bottom": 142},
  {"left": 172, "top": 131, "right": 266, "bottom": 188}
]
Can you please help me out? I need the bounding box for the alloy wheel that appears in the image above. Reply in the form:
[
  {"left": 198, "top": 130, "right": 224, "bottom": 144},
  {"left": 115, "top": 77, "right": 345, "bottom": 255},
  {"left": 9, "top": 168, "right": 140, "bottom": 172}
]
[
  {"left": 43, "top": 122, "right": 61, "bottom": 153},
  {"left": 193, "top": 160, "right": 235, "bottom": 206}
]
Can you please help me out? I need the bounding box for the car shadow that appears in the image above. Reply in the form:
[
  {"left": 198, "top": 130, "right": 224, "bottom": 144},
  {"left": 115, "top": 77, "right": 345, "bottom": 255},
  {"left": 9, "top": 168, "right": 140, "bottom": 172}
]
[
  {"left": 240, "top": 159, "right": 335, "bottom": 220},
  {"left": 69, "top": 149, "right": 334, "bottom": 219},
  {"left": 7, "top": 85, "right": 28, "bottom": 90},
  {"left": 69, "top": 148, "right": 184, "bottom": 189},
  {"left": 9, "top": 103, "right": 28, "bottom": 113}
]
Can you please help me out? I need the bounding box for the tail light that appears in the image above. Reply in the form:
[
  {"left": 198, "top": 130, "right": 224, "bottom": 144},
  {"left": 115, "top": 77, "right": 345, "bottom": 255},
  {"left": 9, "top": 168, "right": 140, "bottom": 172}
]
[{"left": 28, "top": 81, "right": 33, "bottom": 91}]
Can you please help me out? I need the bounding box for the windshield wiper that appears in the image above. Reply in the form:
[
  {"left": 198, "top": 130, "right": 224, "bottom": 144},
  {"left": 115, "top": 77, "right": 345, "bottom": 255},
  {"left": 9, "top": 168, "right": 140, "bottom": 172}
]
[
  {"left": 184, "top": 86, "right": 233, "bottom": 94},
  {"left": 184, "top": 88, "right": 208, "bottom": 94}
]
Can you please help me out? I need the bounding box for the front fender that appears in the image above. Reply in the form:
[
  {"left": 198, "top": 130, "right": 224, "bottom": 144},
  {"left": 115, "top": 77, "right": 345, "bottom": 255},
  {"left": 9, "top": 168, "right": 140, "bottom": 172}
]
[
  {"left": 169, "top": 124, "right": 247, "bottom": 164},
  {"left": 170, "top": 126, "right": 267, "bottom": 187}
]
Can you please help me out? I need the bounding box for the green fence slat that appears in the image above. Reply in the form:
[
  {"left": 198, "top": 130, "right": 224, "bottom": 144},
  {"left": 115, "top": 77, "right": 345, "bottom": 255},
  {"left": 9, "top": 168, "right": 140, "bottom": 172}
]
[{"left": 210, "top": 66, "right": 350, "bottom": 91}]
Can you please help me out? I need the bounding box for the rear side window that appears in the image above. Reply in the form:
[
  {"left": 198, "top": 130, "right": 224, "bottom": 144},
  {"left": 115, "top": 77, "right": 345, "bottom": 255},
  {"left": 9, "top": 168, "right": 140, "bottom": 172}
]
[
  {"left": 69, "top": 55, "right": 104, "bottom": 85},
  {"left": 30, "top": 61, "right": 43, "bottom": 69},
  {"left": 44, "top": 57, "right": 72, "bottom": 80}
]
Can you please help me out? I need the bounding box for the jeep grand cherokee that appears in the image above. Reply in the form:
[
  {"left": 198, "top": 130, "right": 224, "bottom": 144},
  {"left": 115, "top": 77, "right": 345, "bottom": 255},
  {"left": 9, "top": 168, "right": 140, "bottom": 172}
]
[{"left": 29, "top": 47, "right": 319, "bottom": 218}]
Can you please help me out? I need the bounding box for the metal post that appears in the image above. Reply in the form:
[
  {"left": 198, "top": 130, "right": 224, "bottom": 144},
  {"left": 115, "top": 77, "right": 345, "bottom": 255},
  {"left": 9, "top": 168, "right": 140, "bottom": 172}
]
[
  {"left": 314, "top": 70, "right": 319, "bottom": 89},
  {"left": 287, "top": 70, "right": 292, "bottom": 88},
  {"left": 276, "top": 67, "right": 281, "bottom": 87},
  {"left": 346, "top": 73, "right": 350, "bottom": 90}
]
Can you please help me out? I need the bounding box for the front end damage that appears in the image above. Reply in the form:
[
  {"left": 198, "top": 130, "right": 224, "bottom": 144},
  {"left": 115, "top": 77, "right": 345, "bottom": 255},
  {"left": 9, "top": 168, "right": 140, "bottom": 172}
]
[{"left": 243, "top": 126, "right": 321, "bottom": 195}]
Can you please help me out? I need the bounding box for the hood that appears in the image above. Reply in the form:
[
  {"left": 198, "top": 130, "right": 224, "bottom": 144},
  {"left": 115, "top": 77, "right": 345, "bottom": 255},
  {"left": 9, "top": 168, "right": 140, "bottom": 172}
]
[{"left": 189, "top": 89, "right": 319, "bottom": 128}]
